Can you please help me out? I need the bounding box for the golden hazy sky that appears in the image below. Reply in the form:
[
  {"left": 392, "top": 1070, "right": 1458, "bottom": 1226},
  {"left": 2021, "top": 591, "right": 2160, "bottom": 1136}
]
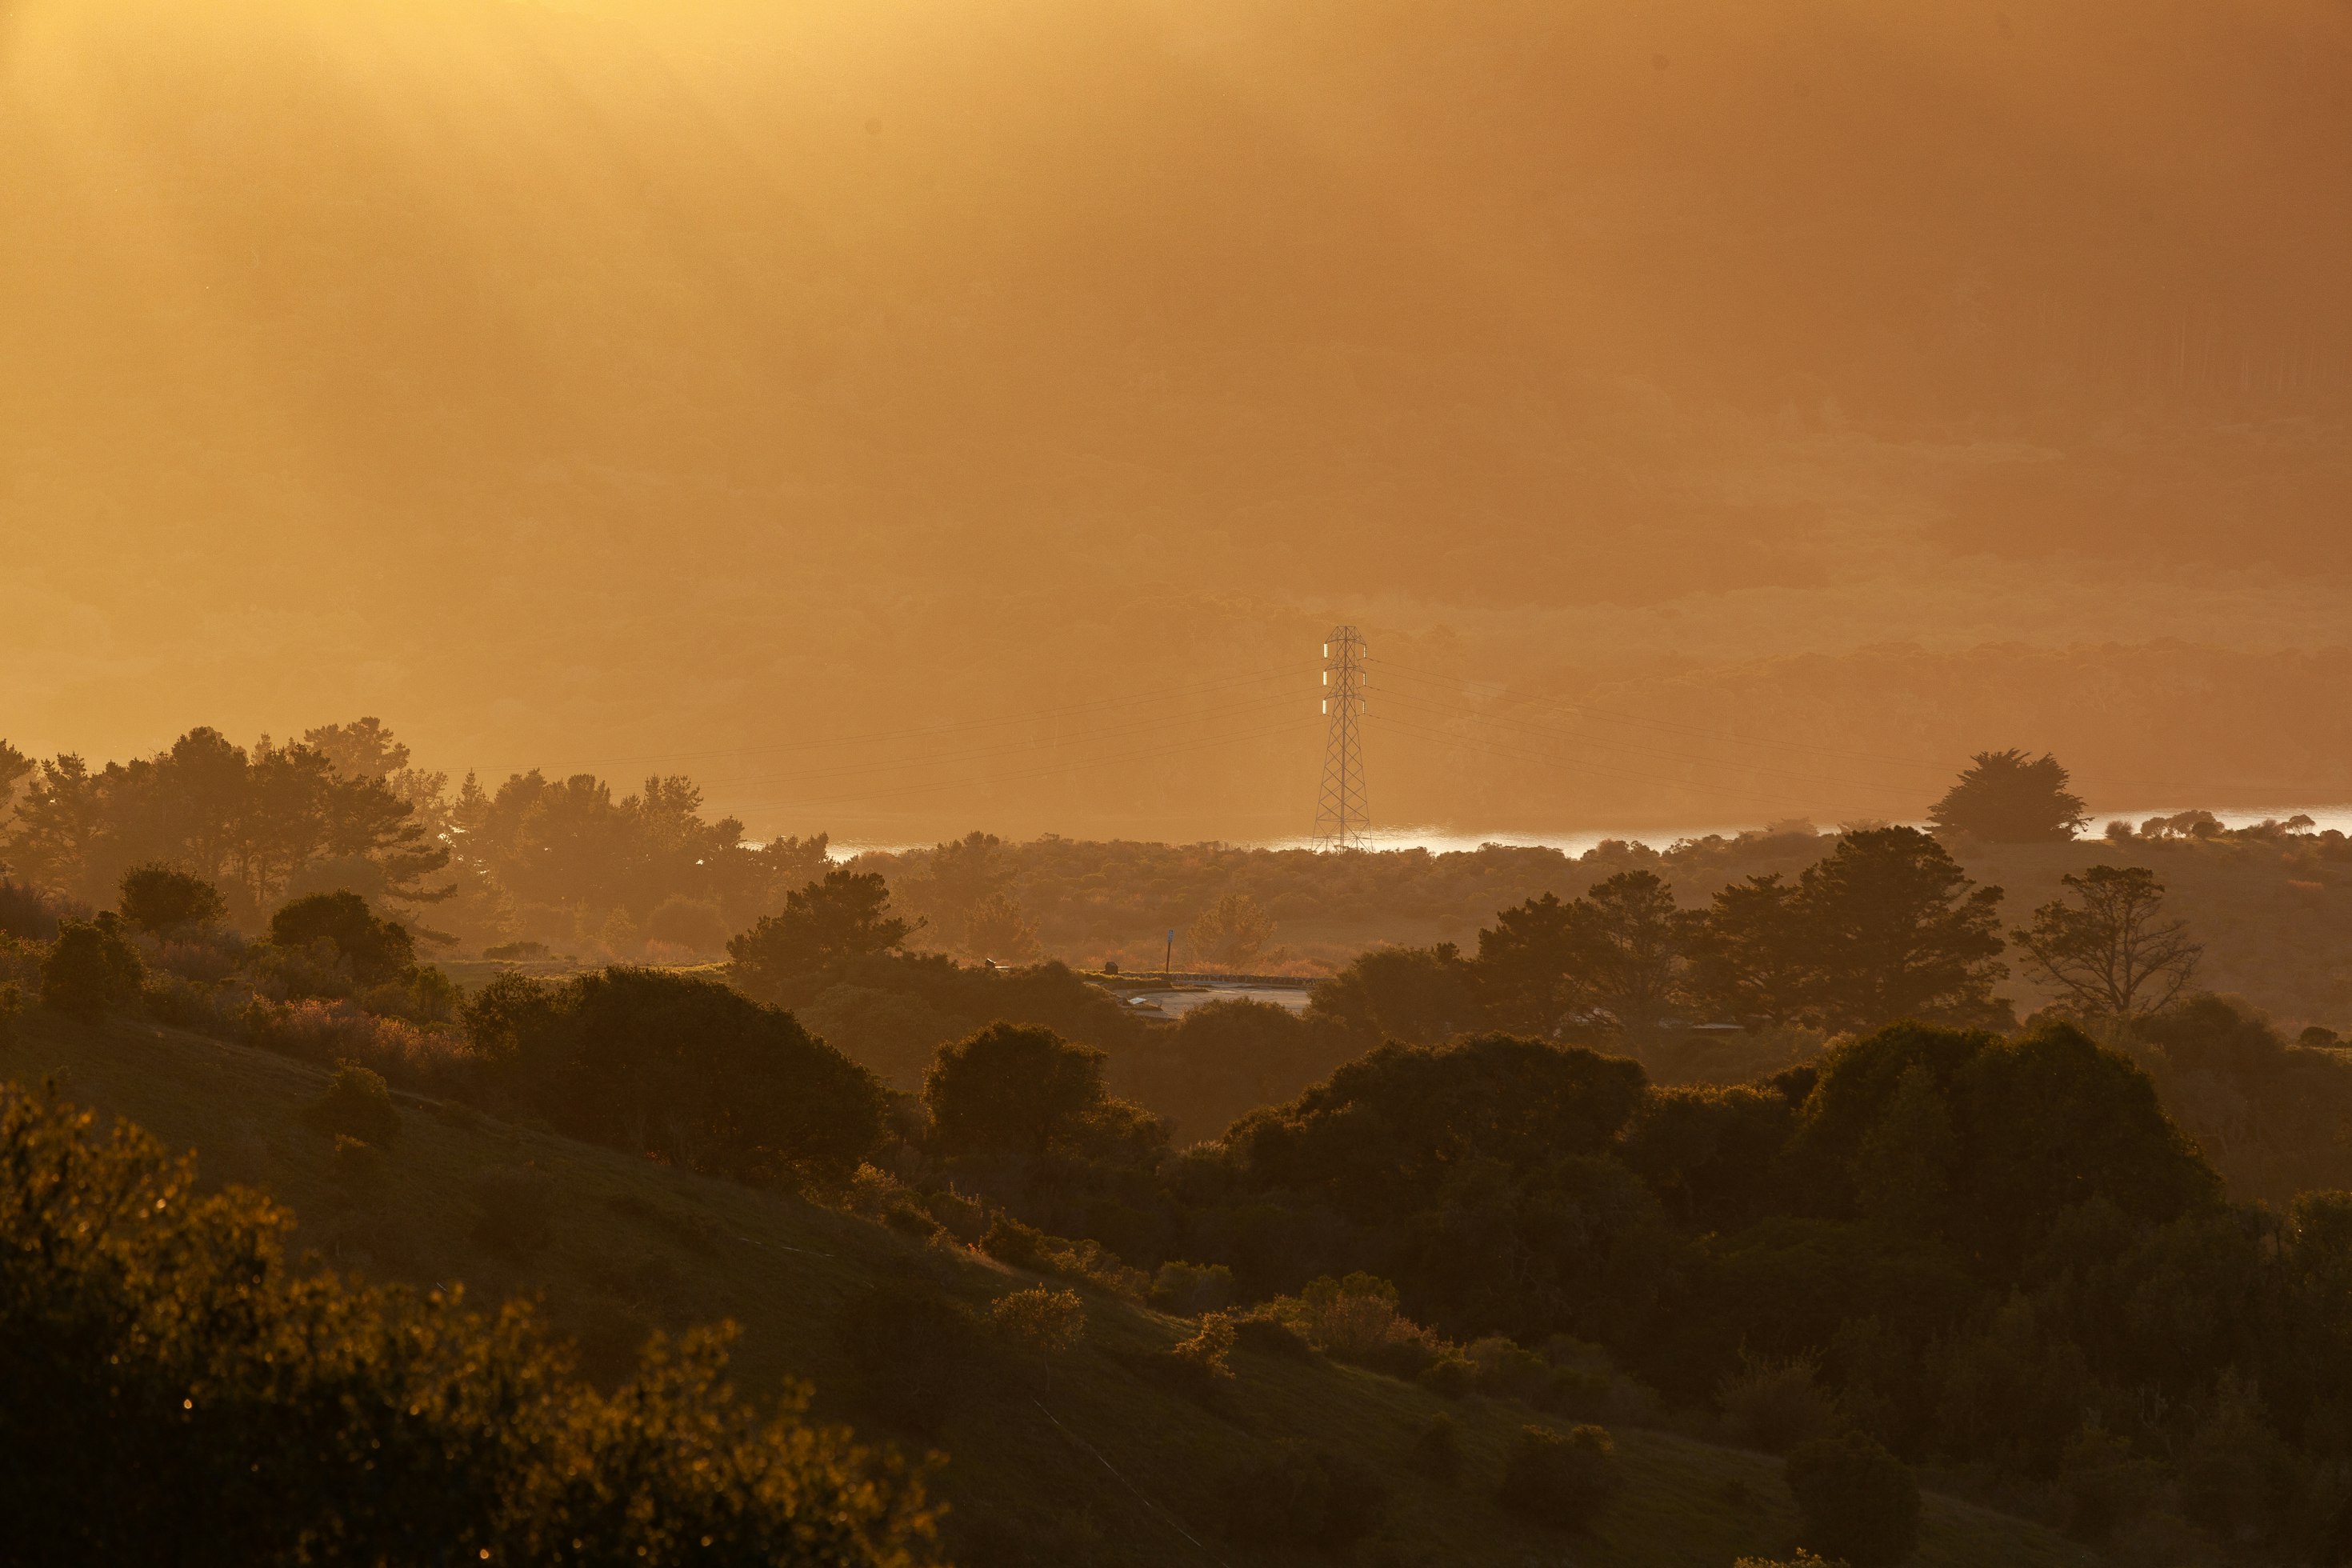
[{"left": 5, "top": 0, "right": 2349, "bottom": 839}]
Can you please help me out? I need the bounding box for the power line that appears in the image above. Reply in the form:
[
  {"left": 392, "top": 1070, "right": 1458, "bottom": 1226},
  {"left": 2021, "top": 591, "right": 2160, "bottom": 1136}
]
[{"left": 461, "top": 662, "right": 1318, "bottom": 778}]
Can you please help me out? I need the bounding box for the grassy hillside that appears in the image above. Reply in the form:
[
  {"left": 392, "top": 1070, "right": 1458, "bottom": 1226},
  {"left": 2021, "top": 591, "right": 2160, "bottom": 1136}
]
[{"left": 4, "top": 1007, "right": 2090, "bottom": 1566}]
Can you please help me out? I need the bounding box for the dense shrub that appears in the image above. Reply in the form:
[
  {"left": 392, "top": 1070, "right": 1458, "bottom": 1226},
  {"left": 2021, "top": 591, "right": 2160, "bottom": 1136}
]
[
  {"left": 1149, "top": 1260, "right": 1236, "bottom": 1315},
  {"left": 465, "top": 967, "right": 888, "bottom": 1178},
  {"left": 0, "top": 878, "right": 74, "bottom": 942},
  {"left": 1234, "top": 1312, "right": 1318, "bottom": 1360},
  {"left": 243, "top": 998, "right": 475, "bottom": 1094},
  {"left": 1223, "top": 1446, "right": 1388, "bottom": 1553},
  {"left": 1496, "top": 1423, "right": 1625, "bottom": 1530},
  {"left": 305, "top": 1059, "right": 402, "bottom": 1146},
  {"left": 922, "top": 1022, "right": 1116, "bottom": 1163},
  {"left": 1718, "top": 1353, "right": 1846, "bottom": 1454},
  {"left": 1261, "top": 1274, "right": 1446, "bottom": 1378},
  {"left": 1145, "top": 1311, "right": 1237, "bottom": 1401},
  {"left": 1785, "top": 1430, "right": 1922, "bottom": 1568},
  {"left": 0, "top": 1082, "right": 943, "bottom": 1566},
  {"left": 270, "top": 890, "right": 418, "bottom": 984},
  {"left": 42, "top": 916, "right": 146, "bottom": 1020},
  {"left": 118, "top": 864, "right": 228, "bottom": 935},
  {"left": 986, "top": 1286, "right": 1086, "bottom": 1356}
]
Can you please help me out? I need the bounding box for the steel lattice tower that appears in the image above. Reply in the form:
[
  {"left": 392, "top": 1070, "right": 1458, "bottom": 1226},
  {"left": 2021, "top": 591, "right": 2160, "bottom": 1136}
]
[{"left": 1313, "top": 626, "right": 1369, "bottom": 850}]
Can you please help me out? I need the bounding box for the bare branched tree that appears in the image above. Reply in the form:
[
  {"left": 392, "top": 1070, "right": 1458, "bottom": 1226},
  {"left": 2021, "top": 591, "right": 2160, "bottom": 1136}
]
[{"left": 2012, "top": 864, "right": 2200, "bottom": 1020}]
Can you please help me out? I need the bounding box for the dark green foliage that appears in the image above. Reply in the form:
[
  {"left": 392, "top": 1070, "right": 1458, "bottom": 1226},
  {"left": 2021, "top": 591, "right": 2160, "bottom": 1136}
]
[
  {"left": 1222, "top": 1445, "right": 1389, "bottom": 1553},
  {"left": 727, "top": 870, "right": 914, "bottom": 998},
  {"left": 1470, "top": 891, "right": 1579, "bottom": 1034},
  {"left": 42, "top": 914, "right": 146, "bottom": 1019},
  {"left": 837, "top": 1278, "right": 984, "bottom": 1434},
  {"left": 1558, "top": 869, "right": 1703, "bottom": 1034},
  {"left": 1686, "top": 873, "right": 1807, "bottom": 1026},
  {"left": 923, "top": 1022, "right": 1113, "bottom": 1162},
  {"left": 305, "top": 1058, "right": 402, "bottom": 1146},
  {"left": 1717, "top": 1353, "right": 1845, "bottom": 1454},
  {"left": 1785, "top": 1430, "right": 1921, "bottom": 1567},
  {"left": 1234, "top": 1313, "right": 1317, "bottom": 1360},
  {"left": 464, "top": 966, "right": 887, "bottom": 1178},
  {"left": 1791, "top": 828, "right": 2009, "bottom": 1032},
  {"left": 2056, "top": 1421, "right": 2161, "bottom": 1546},
  {"left": 1792, "top": 1021, "right": 2215, "bottom": 1270},
  {"left": 1306, "top": 941, "right": 1476, "bottom": 1046},
  {"left": 1496, "top": 1423, "right": 1624, "bottom": 1530},
  {"left": 1228, "top": 1034, "right": 1646, "bottom": 1221},
  {"left": 1928, "top": 748, "right": 2089, "bottom": 843},
  {"left": 0, "top": 878, "right": 70, "bottom": 941},
  {"left": 4, "top": 726, "right": 450, "bottom": 924},
  {"left": 1149, "top": 1260, "right": 1236, "bottom": 1314},
  {"left": 1618, "top": 1078, "right": 1802, "bottom": 1230},
  {"left": 270, "top": 889, "right": 418, "bottom": 985},
  {"left": 1110, "top": 997, "right": 1361, "bottom": 1142},
  {"left": 0, "top": 1081, "right": 942, "bottom": 1566},
  {"left": 118, "top": 862, "right": 228, "bottom": 934},
  {"left": 642, "top": 893, "right": 730, "bottom": 953},
  {"left": 2176, "top": 1372, "right": 2298, "bottom": 1547},
  {"left": 1146, "top": 1312, "right": 1238, "bottom": 1401}
]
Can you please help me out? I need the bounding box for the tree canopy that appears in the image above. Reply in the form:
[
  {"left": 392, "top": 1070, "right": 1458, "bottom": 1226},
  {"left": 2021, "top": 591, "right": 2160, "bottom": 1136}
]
[
  {"left": 727, "top": 870, "right": 916, "bottom": 1003},
  {"left": 1928, "top": 750, "right": 2090, "bottom": 843}
]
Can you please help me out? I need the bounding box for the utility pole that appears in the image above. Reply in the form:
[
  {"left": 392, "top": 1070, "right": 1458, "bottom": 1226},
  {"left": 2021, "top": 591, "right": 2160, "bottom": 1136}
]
[{"left": 1313, "top": 626, "right": 1369, "bottom": 850}]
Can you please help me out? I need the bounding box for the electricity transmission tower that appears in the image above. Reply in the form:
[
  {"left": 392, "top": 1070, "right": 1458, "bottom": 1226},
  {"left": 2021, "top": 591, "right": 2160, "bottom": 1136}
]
[{"left": 1313, "top": 626, "right": 1369, "bottom": 850}]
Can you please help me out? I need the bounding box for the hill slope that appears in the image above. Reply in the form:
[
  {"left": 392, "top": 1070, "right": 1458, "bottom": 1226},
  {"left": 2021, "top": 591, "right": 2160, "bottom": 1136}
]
[{"left": 4, "top": 1009, "right": 2090, "bottom": 1566}]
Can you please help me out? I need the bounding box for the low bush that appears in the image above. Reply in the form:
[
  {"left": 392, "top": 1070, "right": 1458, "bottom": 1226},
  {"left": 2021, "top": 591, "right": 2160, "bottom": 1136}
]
[
  {"left": 0, "top": 982, "right": 20, "bottom": 1048},
  {"left": 1224, "top": 1446, "right": 1389, "bottom": 1553},
  {"left": 1234, "top": 1312, "right": 1318, "bottom": 1360},
  {"left": 1467, "top": 1336, "right": 1553, "bottom": 1401},
  {"left": 1415, "top": 1353, "right": 1474, "bottom": 1398},
  {"left": 42, "top": 916, "right": 145, "bottom": 1021},
  {"left": 921, "top": 1187, "right": 988, "bottom": 1243},
  {"left": 306, "top": 1060, "right": 402, "bottom": 1146},
  {"left": 1262, "top": 1274, "right": 1446, "bottom": 1378},
  {"left": 987, "top": 1286, "right": 1087, "bottom": 1356},
  {"left": 976, "top": 1214, "right": 1147, "bottom": 1297},
  {"left": 1496, "top": 1423, "right": 1624, "bottom": 1530},
  {"left": 1146, "top": 1312, "right": 1237, "bottom": 1401},
  {"left": 1720, "top": 1352, "right": 1846, "bottom": 1454},
  {"left": 1534, "top": 1366, "right": 1616, "bottom": 1421},
  {"left": 1149, "top": 1260, "right": 1236, "bottom": 1315},
  {"left": 243, "top": 998, "right": 475, "bottom": 1095},
  {"left": 1785, "top": 1430, "right": 1921, "bottom": 1568}
]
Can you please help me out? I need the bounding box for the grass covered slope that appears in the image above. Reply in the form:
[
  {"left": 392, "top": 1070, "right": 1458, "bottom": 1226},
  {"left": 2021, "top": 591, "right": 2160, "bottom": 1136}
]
[{"left": 2, "top": 1010, "right": 2088, "bottom": 1567}]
